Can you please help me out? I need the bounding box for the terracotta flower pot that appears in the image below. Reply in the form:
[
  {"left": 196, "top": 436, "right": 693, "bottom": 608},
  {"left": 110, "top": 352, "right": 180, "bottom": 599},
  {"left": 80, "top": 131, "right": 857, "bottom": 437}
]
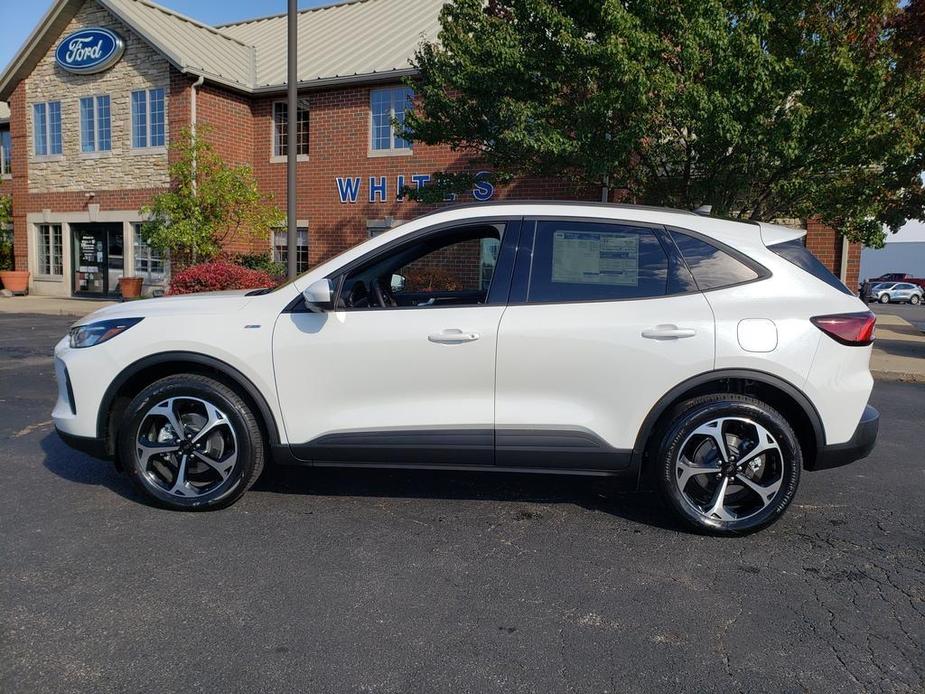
[
  {"left": 0, "top": 270, "right": 30, "bottom": 295},
  {"left": 119, "top": 276, "right": 144, "bottom": 300}
]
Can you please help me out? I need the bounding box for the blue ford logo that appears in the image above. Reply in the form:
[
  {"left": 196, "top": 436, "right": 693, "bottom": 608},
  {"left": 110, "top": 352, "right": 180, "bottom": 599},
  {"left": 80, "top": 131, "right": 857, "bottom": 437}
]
[{"left": 55, "top": 28, "right": 125, "bottom": 75}]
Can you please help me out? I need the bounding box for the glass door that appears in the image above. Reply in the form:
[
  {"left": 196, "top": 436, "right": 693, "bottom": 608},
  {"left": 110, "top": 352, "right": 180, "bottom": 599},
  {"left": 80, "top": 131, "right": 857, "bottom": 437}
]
[{"left": 73, "top": 225, "right": 106, "bottom": 296}]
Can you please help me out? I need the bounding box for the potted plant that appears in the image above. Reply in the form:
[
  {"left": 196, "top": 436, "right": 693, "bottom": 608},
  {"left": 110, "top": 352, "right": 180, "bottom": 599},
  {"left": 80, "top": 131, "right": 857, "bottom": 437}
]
[
  {"left": 118, "top": 276, "right": 144, "bottom": 300},
  {"left": 0, "top": 196, "right": 28, "bottom": 294}
]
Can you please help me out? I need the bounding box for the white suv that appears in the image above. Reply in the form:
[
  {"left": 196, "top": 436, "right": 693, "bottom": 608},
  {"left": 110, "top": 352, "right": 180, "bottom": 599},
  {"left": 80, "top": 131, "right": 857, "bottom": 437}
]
[{"left": 53, "top": 203, "right": 879, "bottom": 534}]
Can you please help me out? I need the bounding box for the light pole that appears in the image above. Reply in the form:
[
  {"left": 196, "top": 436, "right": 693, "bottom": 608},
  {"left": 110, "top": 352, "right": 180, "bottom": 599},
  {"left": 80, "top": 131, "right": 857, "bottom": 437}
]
[{"left": 286, "top": 0, "right": 298, "bottom": 280}]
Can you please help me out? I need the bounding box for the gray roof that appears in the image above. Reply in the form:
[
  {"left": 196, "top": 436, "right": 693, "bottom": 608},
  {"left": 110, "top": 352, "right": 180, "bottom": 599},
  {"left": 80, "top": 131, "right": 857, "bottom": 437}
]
[
  {"left": 219, "top": 0, "right": 443, "bottom": 90},
  {"left": 0, "top": 0, "right": 443, "bottom": 100}
]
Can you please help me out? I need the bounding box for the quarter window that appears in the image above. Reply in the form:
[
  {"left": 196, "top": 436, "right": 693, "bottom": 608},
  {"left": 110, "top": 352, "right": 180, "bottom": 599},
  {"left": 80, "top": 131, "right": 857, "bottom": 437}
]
[
  {"left": 370, "top": 86, "right": 413, "bottom": 152},
  {"left": 131, "top": 88, "right": 166, "bottom": 149},
  {"left": 33, "top": 101, "right": 62, "bottom": 156},
  {"left": 37, "top": 223, "right": 63, "bottom": 276},
  {"left": 80, "top": 95, "right": 112, "bottom": 153},
  {"left": 527, "top": 221, "right": 669, "bottom": 303},
  {"left": 768, "top": 237, "right": 851, "bottom": 295},
  {"left": 272, "top": 100, "right": 310, "bottom": 157},
  {"left": 670, "top": 230, "right": 760, "bottom": 290},
  {"left": 273, "top": 228, "right": 309, "bottom": 273}
]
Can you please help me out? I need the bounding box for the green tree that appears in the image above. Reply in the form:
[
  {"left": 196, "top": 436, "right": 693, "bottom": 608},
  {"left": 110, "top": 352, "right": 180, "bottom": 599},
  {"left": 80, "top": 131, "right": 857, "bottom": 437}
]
[
  {"left": 405, "top": 0, "right": 925, "bottom": 247},
  {"left": 0, "top": 195, "right": 13, "bottom": 271},
  {"left": 141, "top": 127, "right": 284, "bottom": 264}
]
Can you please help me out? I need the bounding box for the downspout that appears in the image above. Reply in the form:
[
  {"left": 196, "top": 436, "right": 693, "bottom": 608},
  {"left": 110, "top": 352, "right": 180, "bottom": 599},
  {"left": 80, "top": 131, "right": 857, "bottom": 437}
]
[
  {"left": 839, "top": 236, "right": 850, "bottom": 285},
  {"left": 190, "top": 75, "right": 205, "bottom": 189}
]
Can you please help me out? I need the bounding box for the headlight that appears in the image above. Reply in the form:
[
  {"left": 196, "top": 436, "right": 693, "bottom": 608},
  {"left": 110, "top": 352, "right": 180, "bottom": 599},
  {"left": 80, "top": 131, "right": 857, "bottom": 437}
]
[{"left": 69, "top": 317, "right": 143, "bottom": 349}]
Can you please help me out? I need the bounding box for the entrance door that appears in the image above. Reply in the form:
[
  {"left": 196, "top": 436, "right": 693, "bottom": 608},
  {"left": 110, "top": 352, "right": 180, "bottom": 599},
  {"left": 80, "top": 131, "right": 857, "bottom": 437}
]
[{"left": 72, "top": 223, "right": 122, "bottom": 297}]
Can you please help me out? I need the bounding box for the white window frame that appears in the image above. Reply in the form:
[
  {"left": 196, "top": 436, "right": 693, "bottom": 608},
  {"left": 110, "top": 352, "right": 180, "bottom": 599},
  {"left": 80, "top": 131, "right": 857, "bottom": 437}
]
[
  {"left": 271, "top": 99, "right": 310, "bottom": 162},
  {"left": 0, "top": 126, "right": 10, "bottom": 178},
  {"left": 79, "top": 94, "right": 112, "bottom": 156},
  {"left": 132, "top": 223, "right": 169, "bottom": 285},
  {"left": 130, "top": 87, "right": 167, "bottom": 151},
  {"left": 368, "top": 86, "right": 414, "bottom": 157},
  {"left": 36, "top": 223, "right": 64, "bottom": 278},
  {"left": 32, "top": 101, "right": 63, "bottom": 160},
  {"left": 272, "top": 226, "right": 309, "bottom": 273}
]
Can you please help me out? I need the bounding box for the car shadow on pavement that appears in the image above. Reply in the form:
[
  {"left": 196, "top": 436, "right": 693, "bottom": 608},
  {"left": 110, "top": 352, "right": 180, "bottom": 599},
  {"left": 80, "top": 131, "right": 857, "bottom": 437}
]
[
  {"left": 39, "top": 432, "right": 142, "bottom": 503},
  {"left": 254, "top": 464, "right": 686, "bottom": 532}
]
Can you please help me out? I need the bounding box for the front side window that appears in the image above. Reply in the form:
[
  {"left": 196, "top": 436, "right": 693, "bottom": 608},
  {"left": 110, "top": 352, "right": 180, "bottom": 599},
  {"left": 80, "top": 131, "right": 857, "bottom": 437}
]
[
  {"left": 370, "top": 86, "right": 413, "bottom": 152},
  {"left": 37, "top": 223, "right": 63, "bottom": 276},
  {"left": 0, "top": 127, "right": 10, "bottom": 175},
  {"left": 338, "top": 224, "right": 503, "bottom": 309},
  {"left": 273, "top": 227, "right": 309, "bottom": 273},
  {"left": 272, "top": 100, "right": 310, "bottom": 157},
  {"left": 133, "top": 224, "right": 168, "bottom": 285},
  {"left": 33, "top": 101, "right": 62, "bottom": 156},
  {"left": 80, "top": 95, "right": 112, "bottom": 153},
  {"left": 527, "top": 221, "right": 668, "bottom": 303},
  {"left": 670, "top": 230, "right": 761, "bottom": 291},
  {"left": 131, "top": 88, "right": 166, "bottom": 149}
]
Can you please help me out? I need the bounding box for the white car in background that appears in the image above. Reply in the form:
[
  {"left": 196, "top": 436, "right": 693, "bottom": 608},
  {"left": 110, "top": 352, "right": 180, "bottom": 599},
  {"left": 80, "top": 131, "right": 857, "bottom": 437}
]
[
  {"left": 867, "top": 281, "right": 924, "bottom": 304},
  {"left": 52, "top": 202, "right": 879, "bottom": 535}
]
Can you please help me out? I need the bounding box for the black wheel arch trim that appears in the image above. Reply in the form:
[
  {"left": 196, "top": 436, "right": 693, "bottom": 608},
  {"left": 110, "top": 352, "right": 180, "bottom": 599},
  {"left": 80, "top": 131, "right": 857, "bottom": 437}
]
[
  {"left": 632, "top": 368, "right": 827, "bottom": 467},
  {"left": 96, "top": 351, "right": 281, "bottom": 447}
]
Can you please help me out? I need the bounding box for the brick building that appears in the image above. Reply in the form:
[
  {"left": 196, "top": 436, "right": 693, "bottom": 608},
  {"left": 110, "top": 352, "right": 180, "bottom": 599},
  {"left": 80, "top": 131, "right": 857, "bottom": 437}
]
[{"left": 0, "top": 0, "right": 859, "bottom": 298}]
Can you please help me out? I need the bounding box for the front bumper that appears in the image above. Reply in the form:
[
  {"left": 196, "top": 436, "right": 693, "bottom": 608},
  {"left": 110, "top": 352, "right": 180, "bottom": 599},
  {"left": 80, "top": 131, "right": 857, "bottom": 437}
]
[
  {"left": 56, "top": 427, "right": 110, "bottom": 460},
  {"left": 812, "top": 405, "right": 879, "bottom": 470}
]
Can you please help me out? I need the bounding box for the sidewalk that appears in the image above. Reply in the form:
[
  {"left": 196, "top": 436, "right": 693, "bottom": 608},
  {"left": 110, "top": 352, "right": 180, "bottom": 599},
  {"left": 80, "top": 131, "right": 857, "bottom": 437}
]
[
  {"left": 871, "top": 313, "right": 925, "bottom": 383},
  {"left": 0, "top": 295, "right": 116, "bottom": 317}
]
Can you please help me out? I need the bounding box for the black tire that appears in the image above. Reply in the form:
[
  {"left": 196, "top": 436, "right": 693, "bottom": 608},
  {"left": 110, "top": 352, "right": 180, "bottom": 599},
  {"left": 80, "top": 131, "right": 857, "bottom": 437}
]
[
  {"left": 117, "top": 374, "right": 265, "bottom": 511},
  {"left": 651, "top": 394, "right": 802, "bottom": 536},
  {"left": 879, "top": 294, "right": 890, "bottom": 304},
  {"left": 911, "top": 295, "right": 921, "bottom": 305}
]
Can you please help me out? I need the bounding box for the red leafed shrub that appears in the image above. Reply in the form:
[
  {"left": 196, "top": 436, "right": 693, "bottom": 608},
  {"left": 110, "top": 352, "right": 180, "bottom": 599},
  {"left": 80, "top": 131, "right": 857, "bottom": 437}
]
[{"left": 168, "top": 262, "right": 277, "bottom": 295}]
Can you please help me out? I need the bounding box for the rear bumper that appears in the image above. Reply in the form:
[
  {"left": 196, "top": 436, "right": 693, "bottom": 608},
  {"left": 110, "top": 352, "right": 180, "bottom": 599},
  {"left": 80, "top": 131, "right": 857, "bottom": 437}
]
[{"left": 812, "top": 405, "right": 879, "bottom": 470}]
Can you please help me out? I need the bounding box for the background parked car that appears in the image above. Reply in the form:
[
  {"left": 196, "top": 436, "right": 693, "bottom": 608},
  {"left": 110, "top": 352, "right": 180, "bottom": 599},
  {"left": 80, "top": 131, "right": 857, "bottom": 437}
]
[{"left": 866, "top": 281, "right": 924, "bottom": 304}]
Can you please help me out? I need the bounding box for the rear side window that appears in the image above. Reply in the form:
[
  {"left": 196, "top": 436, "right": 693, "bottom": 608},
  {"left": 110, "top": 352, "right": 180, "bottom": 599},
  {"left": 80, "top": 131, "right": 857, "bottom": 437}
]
[
  {"left": 527, "top": 221, "right": 668, "bottom": 302},
  {"left": 670, "top": 230, "right": 760, "bottom": 290},
  {"left": 769, "top": 238, "right": 852, "bottom": 295}
]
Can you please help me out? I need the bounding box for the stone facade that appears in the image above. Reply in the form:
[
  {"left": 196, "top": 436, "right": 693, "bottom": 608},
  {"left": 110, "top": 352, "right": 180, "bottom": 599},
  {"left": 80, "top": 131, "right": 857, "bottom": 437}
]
[{"left": 25, "top": 2, "right": 170, "bottom": 193}]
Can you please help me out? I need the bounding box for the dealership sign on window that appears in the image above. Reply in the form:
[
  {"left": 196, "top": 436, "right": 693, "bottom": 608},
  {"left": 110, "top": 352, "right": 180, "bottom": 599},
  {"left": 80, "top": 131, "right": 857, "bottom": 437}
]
[
  {"left": 336, "top": 172, "right": 495, "bottom": 204},
  {"left": 55, "top": 28, "right": 125, "bottom": 74}
]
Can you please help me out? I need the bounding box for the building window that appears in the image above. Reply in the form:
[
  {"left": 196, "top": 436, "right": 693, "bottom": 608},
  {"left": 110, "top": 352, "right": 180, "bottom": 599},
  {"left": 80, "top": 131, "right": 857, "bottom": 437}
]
[
  {"left": 133, "top": 224, "right": 168, "bottom": 284},
  {"left": 33, "top": 101, "right": 62, "bottom": 156},
  {"left": 37, "top": 224, "right": 63, "bottom": 276},
  {"left": 0, "top": 127, "right": 10, "bottom": 176},
  {"left": 273, "top": 228, "right": 309, "bottom": 273},
  {"left": 370, "top": 86, "right": 413, "bottom": 153},
  {"left": 131, "top": 88, "right": 166, "bottom": 149},
  {"left": 80, "top": 95, "right": 112, "bottom": 153},
  {"left": 272, "top": 100, "right": 309, "bottom": 158}
]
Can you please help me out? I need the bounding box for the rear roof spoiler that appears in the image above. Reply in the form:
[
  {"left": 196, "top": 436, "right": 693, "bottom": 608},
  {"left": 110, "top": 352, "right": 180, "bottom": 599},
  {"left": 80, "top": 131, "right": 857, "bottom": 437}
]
[{"left": 758, "top": 222, "right": 807, "bottom": 247}]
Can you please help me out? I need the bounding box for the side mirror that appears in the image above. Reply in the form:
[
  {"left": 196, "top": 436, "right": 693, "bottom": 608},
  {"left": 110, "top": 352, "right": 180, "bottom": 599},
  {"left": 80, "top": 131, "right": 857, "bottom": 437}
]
[{"left": 302, "top": 278, "right": 334, "bottom": 312}]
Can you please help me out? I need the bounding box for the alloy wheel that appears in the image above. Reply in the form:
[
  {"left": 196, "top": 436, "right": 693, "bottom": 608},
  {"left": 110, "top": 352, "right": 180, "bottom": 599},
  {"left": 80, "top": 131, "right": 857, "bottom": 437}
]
[
  {"left": 135, "top": 396, "right": 238, "bottom": 498},
  {"left": 674, "top": 417, "right": 785, "bottom": 522}
]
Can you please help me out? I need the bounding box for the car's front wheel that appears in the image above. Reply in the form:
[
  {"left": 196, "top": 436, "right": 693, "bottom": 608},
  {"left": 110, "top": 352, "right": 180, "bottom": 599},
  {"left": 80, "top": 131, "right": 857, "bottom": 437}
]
[
  {"left": 117, "top": 375, "right": 265, "bottom": 510},
  {"left": 652, "top": 394, "right": 802, "bottom": 535},
  {"left": 879, "top": 294, "right": 891, "bottom": 303}
]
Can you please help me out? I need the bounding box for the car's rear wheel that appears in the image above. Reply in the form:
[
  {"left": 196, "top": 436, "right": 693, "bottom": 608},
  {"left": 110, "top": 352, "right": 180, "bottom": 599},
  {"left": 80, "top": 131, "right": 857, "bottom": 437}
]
[
  {"left": 910, "top": 294, "right": 921, "bottom": 305},
  {"left": 879, "top": 294, "right": 890, "bottom": 303},
  {"left": 652, "top": 394, "right": 802, "bottom": 535},
  {"left": 117, "top": 375, "right": 264, "bottom": 510}
]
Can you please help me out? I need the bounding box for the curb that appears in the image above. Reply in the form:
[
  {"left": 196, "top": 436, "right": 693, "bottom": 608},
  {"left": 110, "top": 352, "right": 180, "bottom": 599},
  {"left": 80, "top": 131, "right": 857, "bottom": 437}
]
[{"left": 872, "top": 370, "right": 925, "bottom": 384}]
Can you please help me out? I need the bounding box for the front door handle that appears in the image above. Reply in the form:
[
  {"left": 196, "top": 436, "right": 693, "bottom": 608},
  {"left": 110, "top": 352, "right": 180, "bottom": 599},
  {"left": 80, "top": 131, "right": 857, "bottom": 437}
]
[
  {"left": 641, "top": 325, "right": 697, "bottom": 340},
  {"left": 428, "top": 329, "right": 480, "bottom": 344}
]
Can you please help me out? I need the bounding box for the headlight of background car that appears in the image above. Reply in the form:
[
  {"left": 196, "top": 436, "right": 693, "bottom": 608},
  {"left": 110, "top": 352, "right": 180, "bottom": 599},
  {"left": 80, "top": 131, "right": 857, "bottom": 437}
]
[{"left": 69, "top": 317, "right": 144, "bottom": 349}]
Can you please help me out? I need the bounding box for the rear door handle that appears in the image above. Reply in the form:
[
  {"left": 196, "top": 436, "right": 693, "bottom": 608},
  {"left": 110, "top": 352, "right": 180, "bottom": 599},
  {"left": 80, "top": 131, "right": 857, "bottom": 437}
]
[
  {"left": 428, "top": 329, "right": 480, "bottom": 344},
  {"left": 641, "top": 325, "right": 697, "bottom": 340}
]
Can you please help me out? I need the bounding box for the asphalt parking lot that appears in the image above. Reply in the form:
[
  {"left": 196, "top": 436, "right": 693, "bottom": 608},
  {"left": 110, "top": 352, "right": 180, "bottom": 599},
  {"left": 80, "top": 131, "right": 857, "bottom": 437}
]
[{"left": 1, "top": 313, "right": 923, "bottom": 693}]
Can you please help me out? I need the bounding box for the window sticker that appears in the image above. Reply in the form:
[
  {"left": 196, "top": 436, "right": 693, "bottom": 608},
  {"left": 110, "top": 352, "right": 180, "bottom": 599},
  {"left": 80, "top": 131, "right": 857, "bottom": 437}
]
[{"left": 551, "top": 231, "right": 639, "bottom": 286}]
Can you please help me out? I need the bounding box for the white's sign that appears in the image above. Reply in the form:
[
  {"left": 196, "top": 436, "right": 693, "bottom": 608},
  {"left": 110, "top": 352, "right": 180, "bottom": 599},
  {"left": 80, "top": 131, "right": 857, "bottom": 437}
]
[{"left": 336, "top": 171, "right": 495, "bottom": 204}]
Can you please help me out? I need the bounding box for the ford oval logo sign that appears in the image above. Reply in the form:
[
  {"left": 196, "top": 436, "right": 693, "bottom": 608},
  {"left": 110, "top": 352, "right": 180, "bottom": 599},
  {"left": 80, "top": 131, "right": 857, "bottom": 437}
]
[{"left": 55, "top": 28, "right": 125, "bottom": 75}]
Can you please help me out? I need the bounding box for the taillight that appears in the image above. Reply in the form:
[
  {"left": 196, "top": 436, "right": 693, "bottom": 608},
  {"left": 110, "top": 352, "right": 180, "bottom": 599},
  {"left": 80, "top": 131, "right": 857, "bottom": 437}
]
[{"left": 810, "top": 312, "right": 876, "bottom": 346}]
